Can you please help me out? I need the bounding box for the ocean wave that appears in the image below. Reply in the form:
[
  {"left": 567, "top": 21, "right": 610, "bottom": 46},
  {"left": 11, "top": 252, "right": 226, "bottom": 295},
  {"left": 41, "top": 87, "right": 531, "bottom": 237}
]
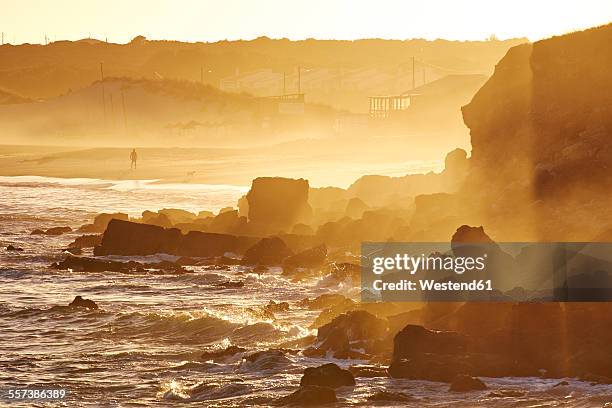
[
  {"left": 160, "top": 380, "right": 252, "bottom": 402},
  {"left": 105, "top": 310, "right": 240, "bottom": 344}
]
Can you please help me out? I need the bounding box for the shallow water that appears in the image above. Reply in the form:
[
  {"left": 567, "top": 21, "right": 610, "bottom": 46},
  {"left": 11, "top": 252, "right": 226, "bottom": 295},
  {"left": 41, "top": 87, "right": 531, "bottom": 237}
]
[{"left": 1, "top": 177, "right": 611, "bottom": 407}]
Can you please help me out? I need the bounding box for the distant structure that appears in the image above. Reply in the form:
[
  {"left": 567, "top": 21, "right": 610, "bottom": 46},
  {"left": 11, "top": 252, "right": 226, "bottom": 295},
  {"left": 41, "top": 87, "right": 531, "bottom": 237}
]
[
  {"left": 368, "top": 93, "right": 416, "bottom": 119},
  {"left": 268, "top": 93, "right": 305, "bottom": 115}
]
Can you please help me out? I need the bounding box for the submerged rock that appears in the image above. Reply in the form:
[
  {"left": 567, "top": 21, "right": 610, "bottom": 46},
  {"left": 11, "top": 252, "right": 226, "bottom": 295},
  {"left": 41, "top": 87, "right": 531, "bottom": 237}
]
[
  {"left": 300, "top": 363, "right": 355, "bottom": 388},
  {"left": 6, "top": 245, "right": 24, "bottom": 251},
  {"left": 243, "top": 349, "right": 292, "bottom": 371},
  {"left": 200, "top": 345, "right": 246, "bottom": 362},
  {"left": 277, "top": 385, "right": 336, "bottom": 406},
  {"left": 367, "top": 390, "right": 413, "bottom": 402},
  {"left": 44, "top": 226, "right": 72, "bottom": 236},
  {"left": 449, "top": 375, "right": 487, "bottom": 392},
  {"left": 31, "top": 226, "right": 72, "bottom": 236},
  {"left": 68, "top": 295, "right": 98, "bottom": 309},
  {"left": 242, "top": 237, "right": 293, "bottom": 265},
  {"left": 486, "top": 390, "right": 525, "bottom": 398},
  {"left": 349, "top": 365, "right": 388, "bottom": 378}
]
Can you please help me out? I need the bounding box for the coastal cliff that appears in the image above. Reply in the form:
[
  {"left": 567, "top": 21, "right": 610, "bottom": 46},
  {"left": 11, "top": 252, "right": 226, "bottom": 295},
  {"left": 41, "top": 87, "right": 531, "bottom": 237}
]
[{"left": 461, "top": 24, "right": 612, "bottom": 240}]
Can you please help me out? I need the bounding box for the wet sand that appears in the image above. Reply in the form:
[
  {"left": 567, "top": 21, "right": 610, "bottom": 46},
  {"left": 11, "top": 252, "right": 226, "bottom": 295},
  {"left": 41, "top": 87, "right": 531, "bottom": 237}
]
[{"left": 0, "top": 138, "right": 446, "bottom": 188}]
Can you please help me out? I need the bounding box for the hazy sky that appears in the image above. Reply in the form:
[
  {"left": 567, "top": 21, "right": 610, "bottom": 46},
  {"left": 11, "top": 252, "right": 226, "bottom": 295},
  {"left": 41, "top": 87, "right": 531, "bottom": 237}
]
[{"left": 1, "top": 0, "right": 611, "bottom": 44}]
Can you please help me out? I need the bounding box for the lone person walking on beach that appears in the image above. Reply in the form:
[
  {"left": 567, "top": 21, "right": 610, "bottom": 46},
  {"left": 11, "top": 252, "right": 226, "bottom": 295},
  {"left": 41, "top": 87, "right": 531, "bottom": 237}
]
[{"left": 130, "top": 148, "right": 138, "bottom": 169}]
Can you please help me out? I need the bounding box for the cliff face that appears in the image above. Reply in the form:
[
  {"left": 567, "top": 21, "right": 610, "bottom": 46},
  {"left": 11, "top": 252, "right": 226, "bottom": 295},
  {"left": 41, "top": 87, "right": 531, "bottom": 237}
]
[{"left": 460, "top": 24, "right": 612, "bottom": 240}]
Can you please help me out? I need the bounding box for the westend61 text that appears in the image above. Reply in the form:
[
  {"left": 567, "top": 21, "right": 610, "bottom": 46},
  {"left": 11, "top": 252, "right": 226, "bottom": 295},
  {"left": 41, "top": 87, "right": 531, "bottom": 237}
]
[{"left": 373, "top": 279, "right": 493, "bottom": 292}]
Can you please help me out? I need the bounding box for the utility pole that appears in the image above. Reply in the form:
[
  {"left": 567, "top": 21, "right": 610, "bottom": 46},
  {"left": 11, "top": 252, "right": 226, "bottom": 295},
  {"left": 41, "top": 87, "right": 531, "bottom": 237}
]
[
  {"left": 412, "top": 56, "right": 415, "bottom": 90},
  {"left": 100, "top": 62, "right": 106, "bottom": 127}
]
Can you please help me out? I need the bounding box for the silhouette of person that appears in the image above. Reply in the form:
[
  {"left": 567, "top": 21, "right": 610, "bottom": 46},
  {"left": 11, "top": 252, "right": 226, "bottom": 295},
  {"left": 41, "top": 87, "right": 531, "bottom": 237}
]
[{"left": 130, "top": 148, "right": 138, "bottom": 169}]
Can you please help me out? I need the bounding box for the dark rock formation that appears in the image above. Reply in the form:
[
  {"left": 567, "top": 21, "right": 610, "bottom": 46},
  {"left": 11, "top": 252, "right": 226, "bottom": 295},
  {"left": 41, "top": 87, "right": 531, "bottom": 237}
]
[
  {"left": 44, "top": 226, "right": 72, "bottom": 235},
  {"left": 51, "top": 255, "right": 185, "bottom": 274},
  {"left": 31, "top": 226, "right": 72, "bottom": 236},
  {"left": 94, "top": 219, "right": 257, "bottom": 257},
  {"left": 200, "top": 345, "right": 246, "bottom": 362},
  {"left": 6, "top": 245, "right": 23, "bottom": 251},
  {"left": 263, "top": 300, "right": 290, "bottom": 314},
  {"left": 241, "top": 237, "right": 293, "bottom": 265},
  {"left": 306, "top": 310, "right": 388, "bottom": 359},
  {"left": 461, "top": 24, "right": 612, "bottom": 240},
  {"left": 68, "top": 234, "right": 102, "bottom": 249},
  {"left": 68, "top": 295, "right": 98, "bottom": 309},
  {"left": 277, "top": 385, "right": 337, "bottom": 406},
  {"left": 243, "top": 349, "right": 292, "bottom": 371},
  {"left": 300, "top": 363, "right": 355, "bottom": 388},
  {"left": 246, "top": 177, "right": 312, "bottom": 233},
  {"left": 449, "top": 375, "right": 487, "bottom": 392},
  {"left": 282, "top": 244, "right": 327, "bottom": 270},
  {"left": 298, "top": 294, "right": 354, "bottom": 310},
  {"left": 392, "top": 325, "right": 467, "bottom": 360}
]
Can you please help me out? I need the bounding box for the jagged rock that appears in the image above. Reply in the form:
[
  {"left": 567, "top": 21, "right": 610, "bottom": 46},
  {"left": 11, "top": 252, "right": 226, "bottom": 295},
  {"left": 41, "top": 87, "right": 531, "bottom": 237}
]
[
  {"left": 45, "top": 226, "right": 72, "bottom": 235},
  {"left": 68, "top": 234, "right": 102, "bottom": 249},
  {"left": 242, "top": 237, "right": 293, "bottom": 265},
  {"left": 246, "top": 177, "right": 312, "bottom": 233},
  {"left": 208, "top": 210, "right": 247, "bottom": 233},
  {"left": 282, "top": 244, "right": 327, "bottom": 270},
  {"left": 51, "top": 255, "right": 185, "bottom": 274},
  {"left": 345, "top": 197, "right": 368, "bottom": 219},
  {"left": 141, "top": 210, "right": 172, "bottom": 228},
  {"left": 68, "top": 295, "right": 98, "bottom": 309},
  {"left": 201, "top": 345, "right": 246, "bottom": 362},
  {"left": 158, "top": 208, "right": 197, "bottom": 224},
  {"left": 32, "top": 226, "right": 72, "bottom": 236},
  {"left": 64, "top": 247, "right": 82, "bottom": 255},
  {"left": 79, "top": 212, "right": 129, "bottom": 232},
  {"left": 94, "top": 219, "right": 257, "bottom": 257},
  {"left": 297, "top": 294, "right": 354, "bottom": 310},
  {"left": 392, "top": 325, "right": 468, "bottom": 360},
  {"left": 319, "top": 310, "right": 388, "bottom": 343},
  {"left": 291, "top": 223, "right": 314, "bottom": 235},
  {"left": 300, "top": 363, "right": 355, "bottom": 388},
  {"left": 306, "top": 311, "right": 388, "bottom": 359},
  {"left": 553, "top": 380, "right": 569, "bottom": 388},
  {"left": 263, "top": 300, "right": 290, "bottom": 314},
  {"left": 6, "top": 245, "right": 23, "bottom": 251},
  {"left": 277, "top": 385, "right": 336, "bottom": 406},
  {"left": 449, "top": 375, "right": 487, "bottom": 392},
  {"left": 367, "top": 390, "right": 412, "bottom": 402}
]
